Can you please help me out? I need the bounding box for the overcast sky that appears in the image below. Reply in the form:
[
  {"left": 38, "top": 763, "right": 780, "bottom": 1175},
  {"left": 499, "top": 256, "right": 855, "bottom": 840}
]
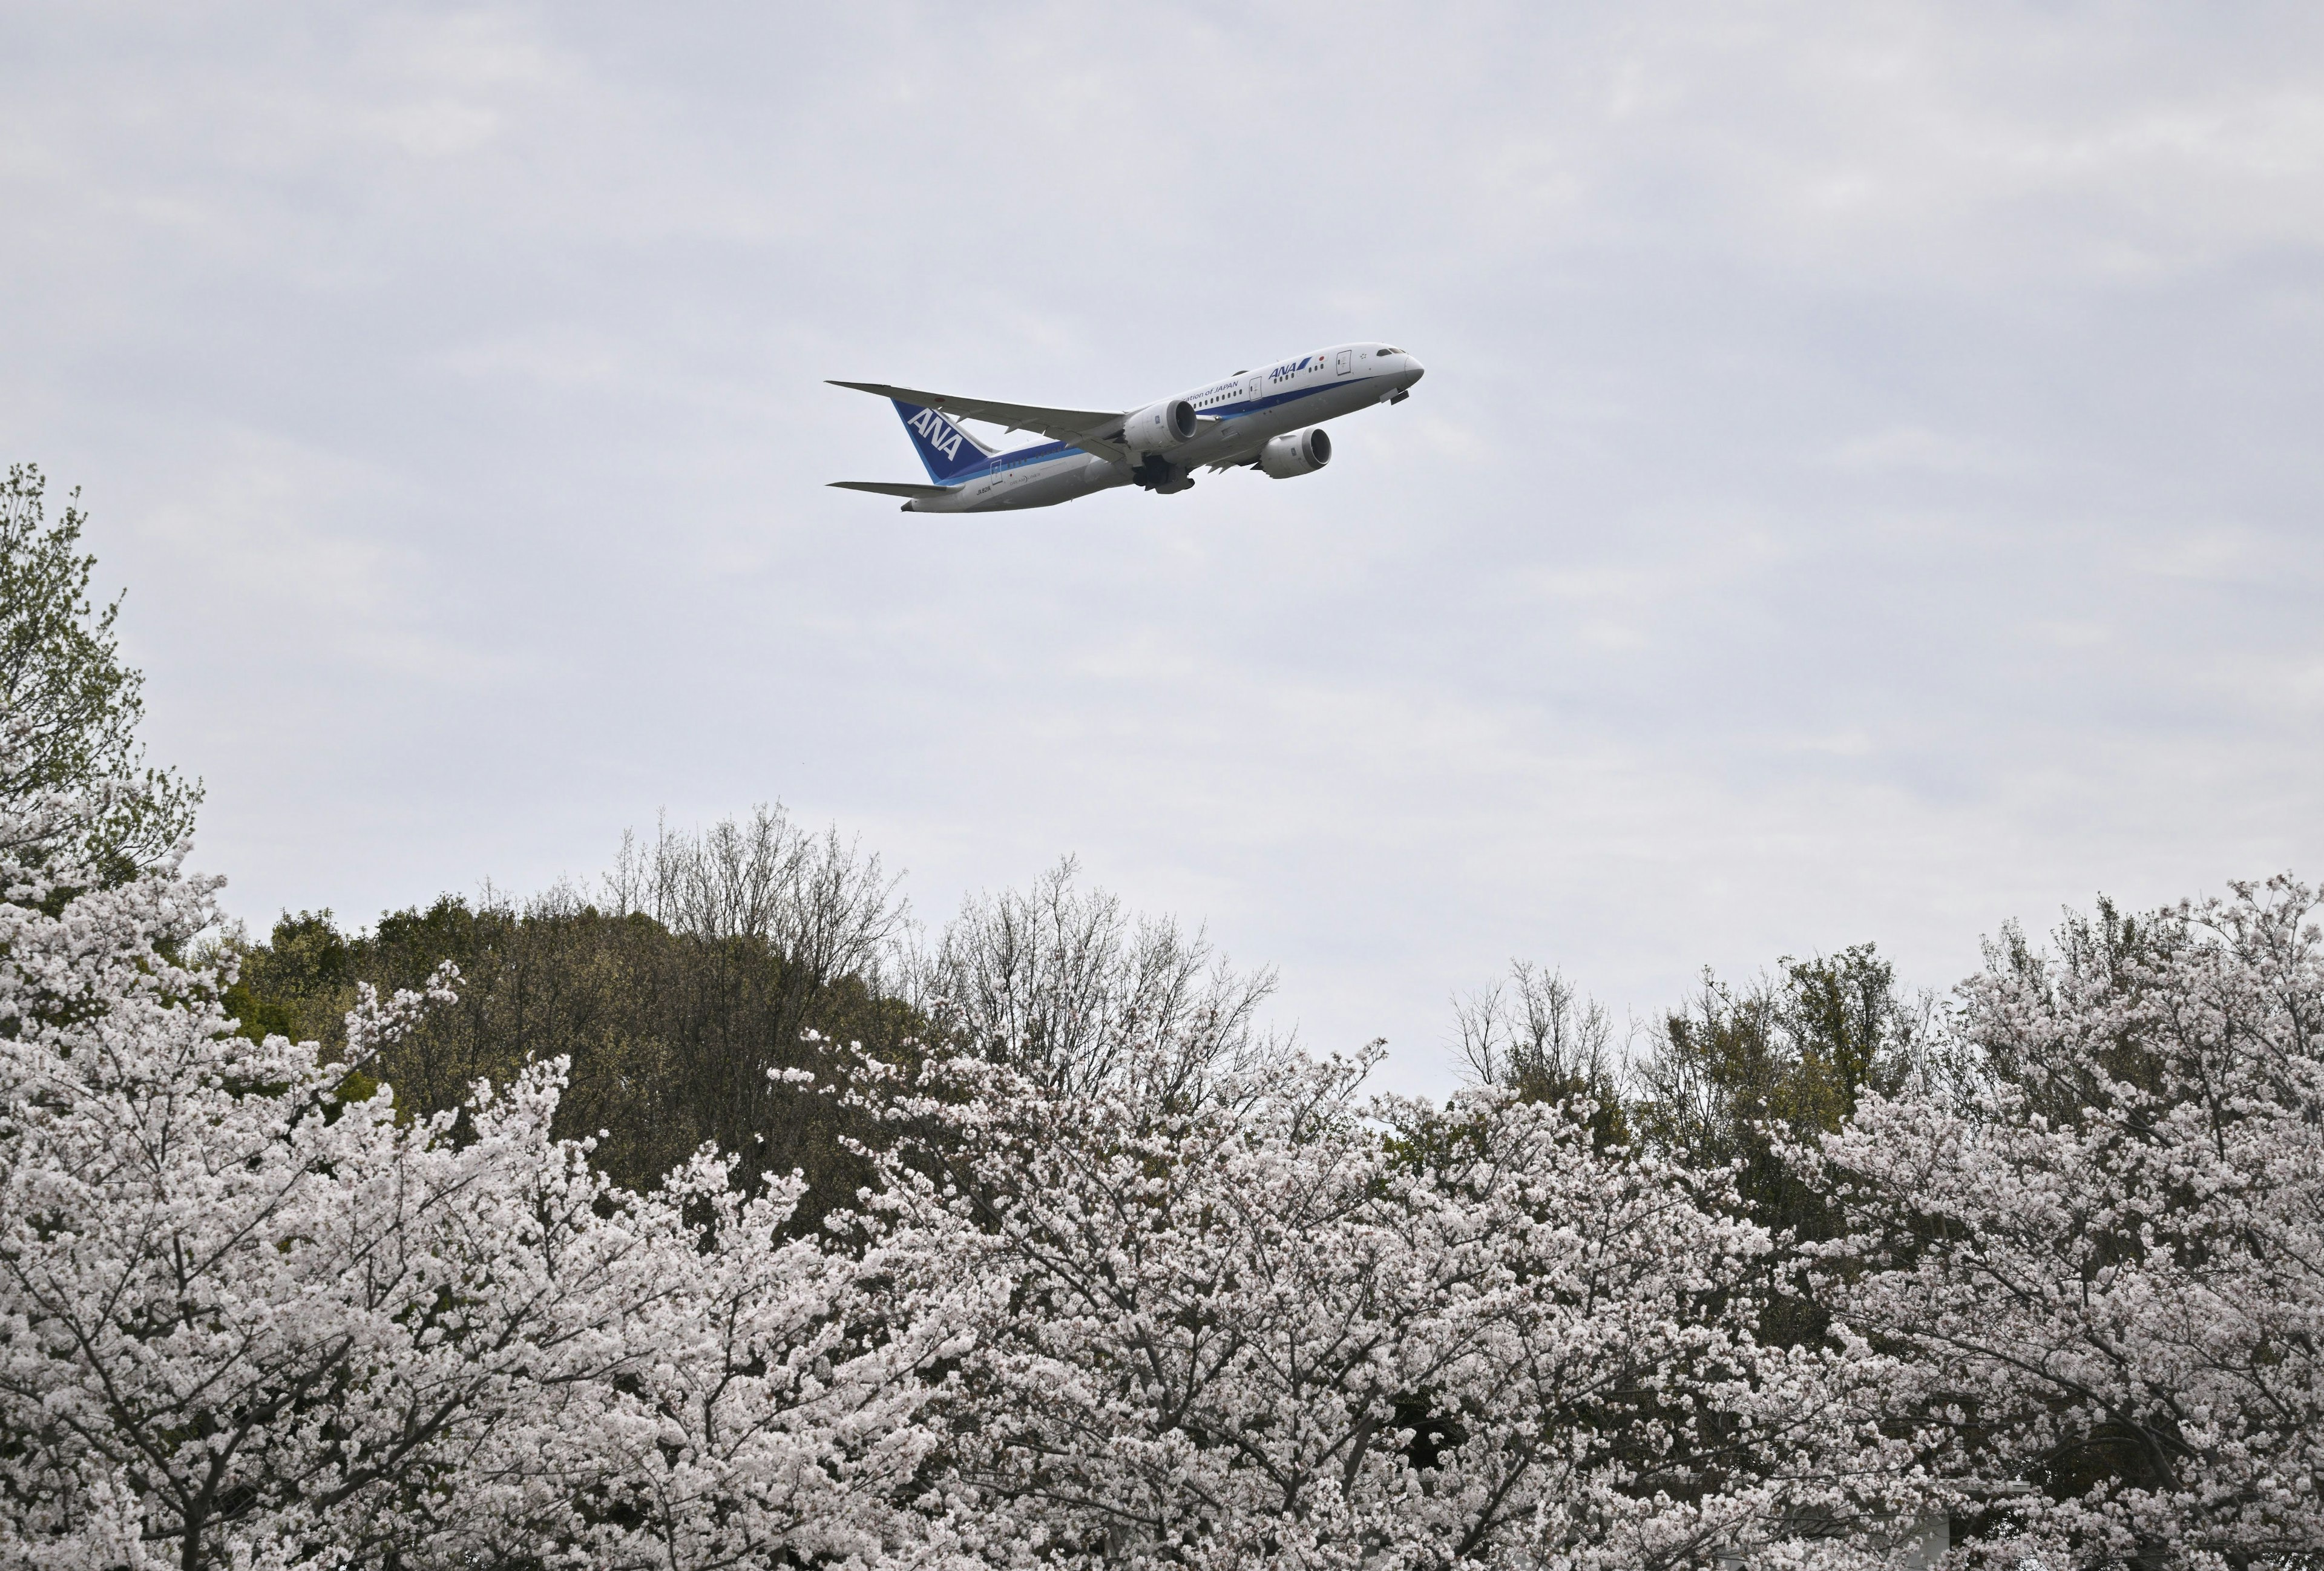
[{"left": 6, "top": 3, "right": 2322, "bottom": 1092}]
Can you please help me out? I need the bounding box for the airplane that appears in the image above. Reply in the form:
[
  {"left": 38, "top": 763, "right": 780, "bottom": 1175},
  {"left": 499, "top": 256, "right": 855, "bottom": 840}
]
[{"left": 827, "top": 342, "right": 1424, "bottom": 512}]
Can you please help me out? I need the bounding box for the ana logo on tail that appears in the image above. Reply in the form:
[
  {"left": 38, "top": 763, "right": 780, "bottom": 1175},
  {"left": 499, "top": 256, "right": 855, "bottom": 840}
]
[{"left": 908, "top": 407, "right": 963, "bottom": 461}]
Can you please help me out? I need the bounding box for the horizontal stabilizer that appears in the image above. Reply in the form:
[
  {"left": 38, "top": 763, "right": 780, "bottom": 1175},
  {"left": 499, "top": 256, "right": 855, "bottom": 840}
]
[{"left": 827, "top": 480, "right": 958, "bottom": 500}]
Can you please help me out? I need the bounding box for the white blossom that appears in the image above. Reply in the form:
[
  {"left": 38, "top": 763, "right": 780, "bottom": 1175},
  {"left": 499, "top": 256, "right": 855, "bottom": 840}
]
[
  {"left": 1814, "top": 876, "right": 2324, "bottom": 1570},
  {"left": 862, "top": 1041, "right": 1915, "bottom": 1571}
]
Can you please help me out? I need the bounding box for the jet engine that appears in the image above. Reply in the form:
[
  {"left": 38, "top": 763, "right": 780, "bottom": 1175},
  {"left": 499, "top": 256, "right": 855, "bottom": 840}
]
[
  {"left": 1121, "top": 398, "right": 1201, "bottom": 490},
  {"left": 1124, "top": 398, "right": 1198, "bottom": 456},
  {"left": 1258, "top": 426, "right": 1331, "bottom": 478}
]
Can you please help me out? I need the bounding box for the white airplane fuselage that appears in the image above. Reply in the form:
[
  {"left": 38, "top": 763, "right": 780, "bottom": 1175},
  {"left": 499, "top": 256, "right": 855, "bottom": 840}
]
[{"left": 833, "top": 343, "right": 1425, "bottom": 513}]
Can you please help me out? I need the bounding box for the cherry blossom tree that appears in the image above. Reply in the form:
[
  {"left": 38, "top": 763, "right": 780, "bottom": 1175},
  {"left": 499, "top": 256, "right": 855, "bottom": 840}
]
[
  {"left": 0, "top": 743, "right": 949, "bottom": 1571},
  {"left": 1812, "top": 876, "right": 2324, "bottom": 1570},
  {"left": 859, "top": 1037, "right": 1927, "bottom": 1571}
]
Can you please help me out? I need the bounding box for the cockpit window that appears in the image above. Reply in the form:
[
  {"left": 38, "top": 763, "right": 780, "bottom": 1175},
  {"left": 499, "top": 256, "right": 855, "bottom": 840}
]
[{"left": 1377, "top": 349, "right": 1392, "bottom": 356}]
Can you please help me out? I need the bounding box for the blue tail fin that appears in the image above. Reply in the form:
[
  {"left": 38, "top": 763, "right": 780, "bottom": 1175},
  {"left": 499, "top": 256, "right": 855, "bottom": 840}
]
[{"left": 892, "top": 400, "right": 990, "bottom": 482}]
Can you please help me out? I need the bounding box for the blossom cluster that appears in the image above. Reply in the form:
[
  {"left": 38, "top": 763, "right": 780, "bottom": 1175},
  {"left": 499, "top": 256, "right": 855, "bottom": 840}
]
[{"left": 1811, "top": 877, "right": 2324, "bottom": 1570}]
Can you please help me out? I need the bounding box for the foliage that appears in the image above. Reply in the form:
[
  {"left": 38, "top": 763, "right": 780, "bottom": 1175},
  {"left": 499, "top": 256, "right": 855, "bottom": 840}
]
[
  {"left": 1459, "top": 949, "right": 1940, "bottom": 1349},
  {"left": 0, "top": 466, "right": 198, "bottom": 877},
  {"left": 1632, "top": 945, "right": 1938, "bottom": 1240},
  {"left": 216, "top": 853, "right": 1265, "bottom": 1226},
  {"left": 214, "top": 815, "right": 918, "bottom": 1222}
]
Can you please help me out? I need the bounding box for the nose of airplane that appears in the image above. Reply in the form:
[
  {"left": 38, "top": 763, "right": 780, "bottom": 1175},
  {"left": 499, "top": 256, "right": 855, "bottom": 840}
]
[{"left": 1403, "top": 354, "right": 1425, "bottom": 386}]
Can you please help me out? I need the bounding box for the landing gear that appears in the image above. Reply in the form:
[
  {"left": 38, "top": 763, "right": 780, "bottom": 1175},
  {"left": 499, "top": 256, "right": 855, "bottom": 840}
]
[{"left": 1130, "top": 454, "right": 1195, "bottom": 494}]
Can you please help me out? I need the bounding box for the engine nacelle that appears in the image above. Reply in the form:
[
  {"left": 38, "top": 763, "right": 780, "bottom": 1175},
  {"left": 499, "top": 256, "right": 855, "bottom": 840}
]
[
  {"left": 1258, "top": 426, "right": 1331, "bottom": 478},
  {"left": 1124, "top": 397, "right": 1198, "bottom": 457}
]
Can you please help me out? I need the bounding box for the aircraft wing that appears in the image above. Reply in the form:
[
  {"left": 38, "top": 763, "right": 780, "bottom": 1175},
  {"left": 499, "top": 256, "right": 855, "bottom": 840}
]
[
  {"left": 827, "top": 480, "right": 960, "bottom": 499},
  {"left": 828, "top": 380, "right": 1128, "bottom": 464}
]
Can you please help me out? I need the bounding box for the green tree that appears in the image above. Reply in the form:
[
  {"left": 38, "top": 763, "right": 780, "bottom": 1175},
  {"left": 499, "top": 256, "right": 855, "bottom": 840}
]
[
  {"left": 1, "top": 464, "right": 199, "bottom": 875},
  {"left": 1629, "top": 943, "right": 1941, "bottom": 1345},
  {"left": 221, "top": 909, "right": 358, "bottom": 1046},
  {"left": 222, "top": 883, "right": 920, "bottom": 1227},
  {"left": 1633, "top": 944, "right": 1934, "bottom": 1231}
]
